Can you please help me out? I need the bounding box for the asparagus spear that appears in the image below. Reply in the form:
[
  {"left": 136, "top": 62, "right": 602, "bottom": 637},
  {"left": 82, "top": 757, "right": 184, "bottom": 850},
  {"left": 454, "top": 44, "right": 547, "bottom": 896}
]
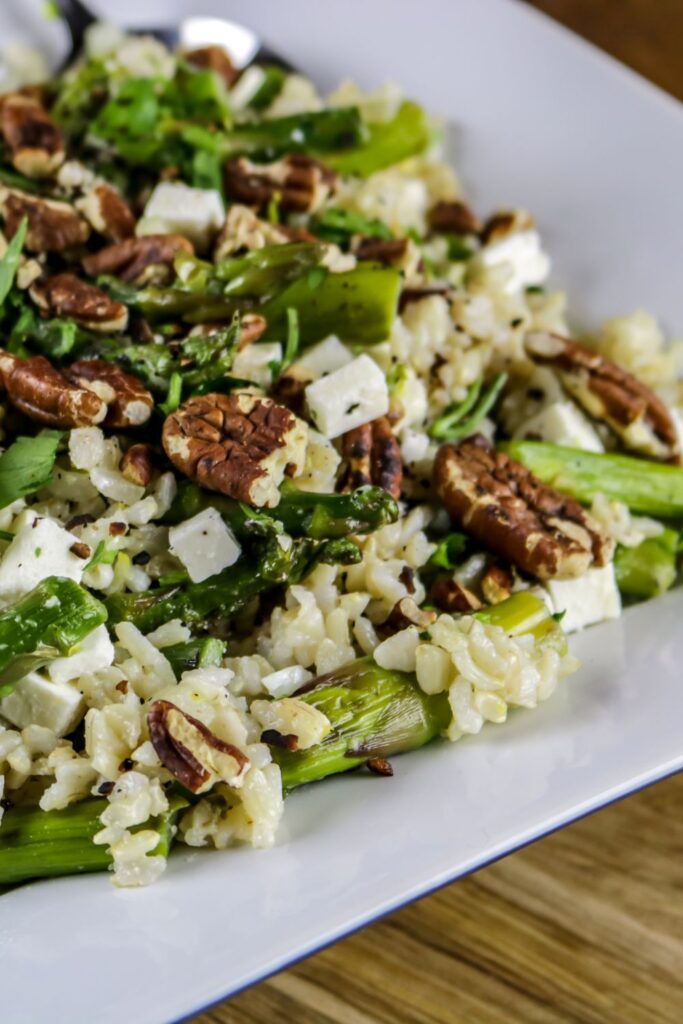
[
  {"left": 164, "top": 481, "right": 399, "bottom": 540},
  {"left": 0, "top": 795, "right": 187, "bottom": 886},
  {"left": 0, "top": 577, "right": 108, "bottom": 696},
  {"left": 163, "top": 637, "right": 227, "bottom": 677},
  {"left": 220, "top": 106, "right": 367, "bottom": 161},
  {"left": 105, "top": 537, "right": 360, "bottom": 633},
  {"left": 326, "top": 101, "right": 433, "bottom": 177},
  {"left": 614, "top": 529, "right": 679, "bottom": 599},
  {"left": 502, "top": 440, "right": 683, "bottom": 517},
  {"left": 108, "top": 244, "right": 400, "bottom": 347},
  {"left": 275, "top": 591, "right": 561, "bottom": 789}
]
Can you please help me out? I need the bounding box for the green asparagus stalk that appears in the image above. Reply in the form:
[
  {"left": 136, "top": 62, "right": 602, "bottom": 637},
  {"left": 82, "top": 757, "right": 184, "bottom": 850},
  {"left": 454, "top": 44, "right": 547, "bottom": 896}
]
[
  {"left": 220, "top": 106, "right": 367, "bottom": 160},
  {"left": 501, "top": 440, "right": 683, "bottom": 517},
  {"left": 105, "top": 537, "right": 360, "bottom": 633},
  {"left": 614, "top": 529, "right": 679, "bottom": 599},
  {"left": 273, "top": 659, "right": 451, "bottom": 790},
  {"left": 164, "top": 480, "right": 399, "bottom": 540},
  {"left": 0, "top": 577, "right": 108, "bottom": 696},
  {"left": 163, "top": 637, "right": 227, "bottom": 677},
  {"left": 326, "top": 101, "right": 433, "bottom": 177},
  {"left": 0, "top": 795, "right": 187, "bottom": 885},
  {"left": 275, "top": 591, "right": 561, "bottom": 789}
]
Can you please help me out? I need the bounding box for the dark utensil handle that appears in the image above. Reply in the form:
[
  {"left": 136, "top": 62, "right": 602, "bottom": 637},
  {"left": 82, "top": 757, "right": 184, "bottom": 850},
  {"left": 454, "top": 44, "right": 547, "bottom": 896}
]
[{"left": 55, "top": 0, "right": 98, "bottom": 57}]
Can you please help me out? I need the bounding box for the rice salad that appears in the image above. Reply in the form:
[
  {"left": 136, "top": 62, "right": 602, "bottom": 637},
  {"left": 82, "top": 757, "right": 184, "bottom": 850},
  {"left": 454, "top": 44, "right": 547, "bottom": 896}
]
[{"left": 0, "top": 26, "right": 681, "bottom": 888}]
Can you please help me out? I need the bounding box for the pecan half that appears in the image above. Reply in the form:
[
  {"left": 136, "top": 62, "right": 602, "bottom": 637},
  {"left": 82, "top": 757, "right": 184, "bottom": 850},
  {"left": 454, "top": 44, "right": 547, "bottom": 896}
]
[
  {"left": 525, "top": 331, "right": 680, "bottom": 462},
  {"left": 480, "top": 563, "right": 514, "bottom": 604},
  {"left": 434, "top": 436, "right": 614, "bottom": 580},
  {"left": 30, "top": 273, "right": 128, "bottom": 332},
  {"left": 82, "top": 233, "right": 193, "bottom": 286},
  {"left": 380, "top": 596, "right": 437, "bottom": 637},
  {"left": 76, "top": 183, "right": 136, "bottom": 242},
  {"left": 341, "top": 416, "right": 402, "bottom": 500},
  {"left": 366, "top": 757, "right": 393, "bottom": 777},
  {"left": 148, "top": 699, "right": 249, "bottom": 794},
  {"left": 65, "top": 361, "right": 154, "bottom": 428},
  {"left": 214, "top": 204, "right": 290, "bottom": 260},
  {"left": 0, "top": 187, "right": 90, "bottom": 252},
  {"left": 183, "top": 45, "right": 239, "bottom": 86},
  {"left": 428, "top": 200, "right": 481, "bottom": 236},
  {"left": 0, "top": 93, "right": 65, "bottom": 179},
  {"left": 224, "top": 155, "right": 339, "bottom": 214},
  {"left": 0, "top": 350, "right": 106, "bottom": 428},
  {"left": 162, "top": 391, "right": 308, "bottom": 507}
]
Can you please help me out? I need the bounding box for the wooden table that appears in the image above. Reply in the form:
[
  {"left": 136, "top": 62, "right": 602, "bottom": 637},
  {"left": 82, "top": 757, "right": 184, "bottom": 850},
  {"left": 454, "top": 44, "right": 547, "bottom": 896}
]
[{"left": 195, "top": 5, "right": 683, "bottom": 1020}]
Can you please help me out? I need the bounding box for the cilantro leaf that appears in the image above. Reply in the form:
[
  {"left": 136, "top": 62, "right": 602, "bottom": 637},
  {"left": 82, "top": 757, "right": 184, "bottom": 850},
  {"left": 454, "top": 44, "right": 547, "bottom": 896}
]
[
  {"left": 0, "top": 216, "right": 28, "bottom": 309},
  {"left": 0, "top": 430, "right": 63, "bottom": 510}
]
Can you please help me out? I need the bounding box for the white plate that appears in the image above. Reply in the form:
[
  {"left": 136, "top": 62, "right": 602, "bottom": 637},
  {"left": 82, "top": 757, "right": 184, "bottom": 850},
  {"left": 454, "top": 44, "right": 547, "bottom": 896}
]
[{"left": 2, "top": 2, "right": 683, "bottom": 1021}]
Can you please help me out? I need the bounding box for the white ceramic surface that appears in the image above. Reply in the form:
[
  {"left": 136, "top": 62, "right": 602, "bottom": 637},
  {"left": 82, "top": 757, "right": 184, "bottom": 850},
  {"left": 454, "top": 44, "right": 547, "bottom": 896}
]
[{"left": 2, "top": 2, "right": 683, "bottom": 1022}]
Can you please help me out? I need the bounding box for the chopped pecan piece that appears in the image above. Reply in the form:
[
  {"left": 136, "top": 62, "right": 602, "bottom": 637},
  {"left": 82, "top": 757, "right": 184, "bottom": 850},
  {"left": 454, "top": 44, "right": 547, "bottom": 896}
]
[
  {"left": 481, "top": 208, "right": 534, "bottom": 245},
  {"left": 120, "top": 443, "right": 156, "bottom": 486},
  {"left": 0, "top": 350, "right": 106, "bottom": 428},
  {"left": 380, "top": 596, "right": 437, "bottom": 637},
  {"left": 30, "top": 273, "right": 128, "bottom": 332},
  {"left": 480, "top": 563, "right": 514, "bottom": 604},
  {"left": 76, "top": 183, "right": 136, "bottom": 242},
  {"left": 434, "top": 436, "right": 614, "bottom": 580},
  {"left": 65, "top": 361, "right": 154, "bottom": 428},
  {"left": 0, "top": 93, "right": 65, "bottom": 179},
  {"left": 366, "top": 757, "right": 393, "bottom": 777},
  {"left": 183, "top": 45, "right": 239, "bottom": 86},
  {"left": 188, "top": 312, "right": 267, "bottom": 349},
  {"left": 214, "top": 204, "right": 289, "bottom": 260},
  {"left": 341, "top": 416, "right": 402, "bottom": 500},
  {"left": 428, "top": 200, "right": 481, "bottom": 236},
  {"left": 0, "top": 187, "right": 90, "bottom": 252},
  {"left": 162, "top": 391, "right": 308, "bottom": 507},
  {"left": 82, "top": 234, "right": 193, "bottom": 286},
  {"left": 430, "top": 578, "right": 482, "bottom": 614},
  {"left": 224, "top": 155, "right": 339, "bottom": 214},
  {"left": 353, "top": 237, "right": 410, "bottom": 267},
  {"left": 148, "top": 700, "right": 249, "bottom": 794},
  {"left": 525, "top": 331, "right": 680, "bottom": 462}
]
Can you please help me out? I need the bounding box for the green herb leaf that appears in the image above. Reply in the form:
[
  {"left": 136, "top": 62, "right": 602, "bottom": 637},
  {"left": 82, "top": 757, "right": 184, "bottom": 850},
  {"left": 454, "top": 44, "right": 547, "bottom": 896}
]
[
  {"left": 85, "top": 540, "right": 118, "bottom": 571},
  {"left": 428, "top": 533, "right": 469, "bottom": 570},
  {"left": 0, "top": 216, "right": 28, "bottom": 309},
  {"left": 0, "top": 430, "right": 62, "bottom": 510},
  {"left": 159, "top": 371, "right": 183, "bottom": 415},
  {"left": 429, "top": 373, "right": 508, "bottom": 442}
]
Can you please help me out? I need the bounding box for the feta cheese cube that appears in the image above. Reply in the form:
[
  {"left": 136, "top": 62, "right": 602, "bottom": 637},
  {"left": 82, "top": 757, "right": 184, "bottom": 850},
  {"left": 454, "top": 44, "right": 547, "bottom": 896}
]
[
  {"left": 0, "top": 672, "right": 85, "bottom": 737},
  {"left": 479, "top": 229, "right": 550, "bottom": 293},
  {"left": 304, "top": 354, "right": 389, "bottom": 438},
  {"left": 544, "top": 563, "right": 621, "bottom": 633},
  {"left": 0, "top": 511, "right": 86, "bottom": 605},
  {"left": 295, "top": 335, "right": 353, "bottom": 378},
  {"left": 47, "top": 625, "right": 114, "bottom": 686},
  {"left": 515, "top": 400, "right": 604, "bottom": 452},
  {"left": 169, "top": 508, "right": 241, "bottom": 583},
  {"left": 232, "top": 342, "right": 282, "bottom": 387},
  {"left": 140, "top": 182, "right": 225, "bottom": 250}
]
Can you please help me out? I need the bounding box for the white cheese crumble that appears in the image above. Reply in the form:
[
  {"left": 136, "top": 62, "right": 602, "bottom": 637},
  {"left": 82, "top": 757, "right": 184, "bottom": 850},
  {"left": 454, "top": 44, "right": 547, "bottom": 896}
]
[
  {"left": 0, "top": 511, "right": 86, "bottom": 605},
  {"left": 479, "top": 229, "right": 550, "bottom": 294},
  {"left": 304, "top": 354, "right": 389, "bottom": 438},
  {"left": 515, "top": 400, "right": 605, "bottom": 452},
  {"left": 168, "top": 508, "right": 241, "bottom": 583},
  {"left": 544, "top": 563, "right": 621, "bottom": 633},
  {"left": 140, "top": 182, "right": 225, "bottom": 250},
  {"left": 294, "top": 335, "right": 354, "bottom": 378},
  {"left": 0, "top": 672, "right": 85, "bottom": 738}
]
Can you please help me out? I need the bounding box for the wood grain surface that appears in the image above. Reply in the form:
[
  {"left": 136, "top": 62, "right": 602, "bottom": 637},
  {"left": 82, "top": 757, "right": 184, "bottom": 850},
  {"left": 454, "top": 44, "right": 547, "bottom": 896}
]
[{"left": 194, "top": 4, "right": 683, "bottom": 1021}]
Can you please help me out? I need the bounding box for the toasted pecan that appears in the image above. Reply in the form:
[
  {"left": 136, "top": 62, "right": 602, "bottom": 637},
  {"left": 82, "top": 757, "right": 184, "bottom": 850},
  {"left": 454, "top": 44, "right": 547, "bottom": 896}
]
[
  {"left": 434, "top": 435, "right": 614, "bottom": 580},
  {"left": 76, "top": 183, "right": 136, "bottom": 242},
  {"left": 65, "top": 361, "right": 154, "bottom": 428},
  {"left": 353, "top": 237, "right": 410, "bottom": 267},
  {"left": 429, "top": 578, "right": 483, "bottom": 613},
  {"left": 224, "top": 154, "right": 339, "bottom": 214},
  {"left": 525, "top": 331, "right": 680, "bottom": 462},
  {"left": 82, "top": 234, "right": 193, "bottom": 286},
  {"left": 148, "top": 700, "right": 249, "bottom": 794},
  {"left": 0, "top": 93, "right": 65, "bottom": 179},
  {"left": 120, "top": 443, "right": 156, "bottom": 486},
  {"left": 379, "top": 596, "right": 437, "bottom": 637},
  {"left": 30, "top": 273, "right": 128, "bottom": 332},
  {"left": 480, "top": 208, "right": 535, "bottom": 244},
  {"left": 0, "top": 350, "right": 106, "bottom": 428},
  {"left": 162, "top": 391, "right": 308, "bottom": 507},
  {"left": 480, "top": 562, "right": 514, "bottom": 604},
  {"left": 183, "top": 45, "right": 239, "bottom": 87},
  {"left": 341, "top": 416, "right": 402, "bottom": 500},
  {"left": 0, "top": 188, "right": 90, "bottom": 253},
  {"left": 428, "top": 200, "right": 481, "bottom": 236}
]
